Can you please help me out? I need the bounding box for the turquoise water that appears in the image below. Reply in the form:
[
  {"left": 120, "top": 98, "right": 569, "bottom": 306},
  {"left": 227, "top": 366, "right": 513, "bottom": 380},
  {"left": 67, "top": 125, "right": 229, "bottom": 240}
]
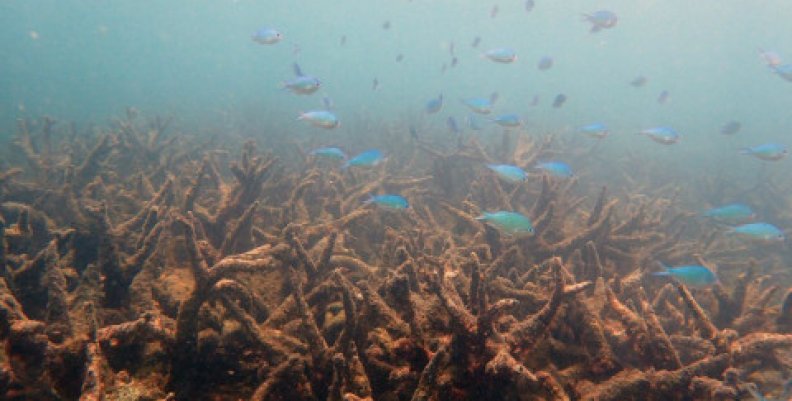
[{"left": 2, "top": 0, "right": 792, "bottom": 168}]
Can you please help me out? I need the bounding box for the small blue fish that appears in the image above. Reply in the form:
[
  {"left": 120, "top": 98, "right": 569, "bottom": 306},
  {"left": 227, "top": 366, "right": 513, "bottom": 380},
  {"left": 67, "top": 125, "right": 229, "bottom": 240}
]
[
  {"left": 703, "top": 203, "right": 755, "bottom": 224},
  {"left": 657, "top": 90, "right": 670, "bottom": 104},
  {"left": 720, "top": 120, "right": 741, "bottom": 135},
  {"left": 584, "top": 10, "right": 618, "bottom": 33},
  {"left": 552, "top": 94, "right": 567, "bottom": 108},
  {"left": 298, "top": 111, "right": 339, "bottom": 129},
  {"left": 487, "top": 164, "right": 527, "bottom": 183},
  {"left": 535, "top": 161, "right": 573, "bottom": 178},
  {"left": 728, "top": 222, "right": 785, "bottom": 242},
  {"left": 525, "top": 0, "right": 535, "bottom": 13},
  {"left": 578, "top": 123, "right": 609, "bottom": 139},
  {"left": 476, "top": 211, "right": 534, "bottom": 236},
  {"left": 483, "top": 47, "right": 517, "bottom": 63},
  {"left": 343, "top": 149, "right": 385, "bottom": 169},
  {"left": 491, "top": 114, "right": 522, "bottom": 127},
  {"left": 638, "top": 127, "right": 679, "bottom": 145},
  {"left": 447, "top": 116, "right": 460, "bottom": 134},
  {"left": 773, "top": 64, "right": 792, "bottom": 82},
  {"left": 537, "top": 56, "right": 554, "bottom": 70},
  {"left": 283, "top": 63, "right": 321, "bottom": 95},
  {"left": 310, "top": 147, "right": 347, "bottom": 161},
  {"left": 365, "top": 194, "right": 409, "bottom": 209},
  {"left": 425, "top": 94, "right": 444, "bottom": 114},
  {"left": 461, "top": 92, "right": 498, "bottom": 114},
  {"left": 252, "top": 27, "right": 282, "bottom": 45},
  {"left": 740, "top": 143, "right": 788, "bottom": 161},
  {"left": 409, "top": 125, "right": 419, "bottom": 140},
  {"left": 630, "top": 76, "right": 648, "bottom": 87},
  {"left": 652, "top": 265, "right": 717, "bottom": 287}
]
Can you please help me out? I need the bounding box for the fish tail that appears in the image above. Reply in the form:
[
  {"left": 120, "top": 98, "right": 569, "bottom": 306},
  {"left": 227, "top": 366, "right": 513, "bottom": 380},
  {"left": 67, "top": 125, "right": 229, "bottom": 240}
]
[
  {"left": 651, "top": 271, "right": 671, "bottom": 277},
  {"left": 475, "top": 214, "right": 487, "bottom": 221},
  {"left": 738, "top": 148, "right": 752, "bottom": 155}
]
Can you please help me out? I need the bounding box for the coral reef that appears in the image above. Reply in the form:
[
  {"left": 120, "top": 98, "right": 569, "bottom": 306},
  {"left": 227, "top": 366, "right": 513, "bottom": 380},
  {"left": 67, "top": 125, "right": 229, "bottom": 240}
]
[{"left": 0, "top": 112, "right": 790, "bottom": 400}]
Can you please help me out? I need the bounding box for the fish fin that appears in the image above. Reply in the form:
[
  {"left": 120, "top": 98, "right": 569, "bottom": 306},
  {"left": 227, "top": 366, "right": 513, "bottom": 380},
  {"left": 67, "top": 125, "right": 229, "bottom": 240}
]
[
  {"left": 292, "top": 63, "right": 304, "bottom": 77},
  {"left": 296, "top": 112, "right": 305, "bottom": 121},
  {"left": 475, "top": 215, "right": 487, "bottom": 221},
  {"left": 322, "top": 96, "right": 334, "bottom": 110},
  {"left": 363, "top": 194, "right": 375, "bottom": 205}
]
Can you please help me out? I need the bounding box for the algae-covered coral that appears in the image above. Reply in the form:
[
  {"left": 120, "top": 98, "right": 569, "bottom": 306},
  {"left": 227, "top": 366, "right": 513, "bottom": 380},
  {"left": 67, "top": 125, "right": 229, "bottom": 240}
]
[{"left": 0, "top": 112, "right": 791, "bottom": 401}]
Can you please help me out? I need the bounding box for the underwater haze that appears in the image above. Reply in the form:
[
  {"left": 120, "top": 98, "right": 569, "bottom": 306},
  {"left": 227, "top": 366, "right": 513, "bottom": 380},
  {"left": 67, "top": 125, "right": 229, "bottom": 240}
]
[{"left": 3, "top": 1, "right": 792, "bottom": 143}]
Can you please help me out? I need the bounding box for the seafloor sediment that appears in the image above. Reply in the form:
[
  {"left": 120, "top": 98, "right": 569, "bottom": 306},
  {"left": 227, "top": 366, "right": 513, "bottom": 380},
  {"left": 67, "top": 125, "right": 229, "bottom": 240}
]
[{"left": 0, "top": 112, "right": 791, "bottom": 401}]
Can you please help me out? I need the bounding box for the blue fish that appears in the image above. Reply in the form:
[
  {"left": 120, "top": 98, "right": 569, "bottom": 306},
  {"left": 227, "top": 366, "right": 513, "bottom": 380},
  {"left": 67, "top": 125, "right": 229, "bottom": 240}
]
[
  {"left": 638, "top": 127, "right": 679, "bottom": 145},
  {"left": 652, "top": 264, "right": 717, "bottom": 287},
  {"left": 578, "top": 123, "right": 609, "bottom": 139},
  {"left": 727, "top": 223, "right": 785, "bottom": 242},
  {"left": 310, "top": 147, "right": 347, "bottom": 161},
  {"left": 461, "top": 92, "right": 498, "bottom": 114},
  {"left": 491, "top": 114, "right": 522, "bottom": 127},
  {"left": 537, "top": 56, "right": 554, "bottom": 70},
  {"left": 425, "top": 94, "right": 444, "bottom": 114},
  {"left": 487, "top": 164, "right": 527, "bottom": 183},
  {"left": 535, "top": 161, "right": 573, "bottom": 178},
  {"left": 525, "top": 0, "right": 535, "bottom": 13},
  {"left": 284, "top": 63, "right": 321, "bottom": 95},
  {"left": 298, "top": 111, "right": 339, "bottom": 129},
  {"left": 584, "top": 10, "right": 618, "bottom": 33},
  {"left": 720, "top": 120, "right": 741, "bottom": 135},
  {"left": 476, "top": 211, "right": 534, "bottom": 235},
  {"left": 483, "top": 48, "right": 517, "bottom": 63},
  {"left": 447, "top": 116, "right": 460, "bottom": 134},
  {"left": 252, "top": 27, "right": 282, "bottom": 45},
  {"left": 343, "top": 149, "right": 385, "bottom": 169},
  {"left": 739, "top": 143, "right": 788, "bottom": 161},
  {"left": 365, "top": 194, "right": 409, "bottom": 209},
  {"left": 703, "top": 203, "right": 755, "bottom": 224},
  {"left": 773, "top": 64, "right": 792, "bottom": 82}
]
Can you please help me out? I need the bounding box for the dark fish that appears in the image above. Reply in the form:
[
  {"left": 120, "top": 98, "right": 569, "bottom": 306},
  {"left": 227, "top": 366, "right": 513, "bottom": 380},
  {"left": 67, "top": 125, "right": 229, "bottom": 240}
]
[
  {"left": 657, "top": 90, "right": 669, "bottom": 104},
  {"left": 530, "top": 95, "right": 540, "bottom": 106},
  {"left": 552, "top": 94, "right": 567, "bottom": 108},
  {"left": 451, "top": 56, "right": 458, "bottom": 67},
  {"left": 447, "top": 116, "right": 460, "bottom": 134},
  {"left": 720, "top": 120, "right": 741, "bottom": 135},
  {"left": 537, "top": 56, "right": 553, "bottom": 70},
  {"left": 409, "top": 125, "right": 418, "bottom": 140},
  {"left": 382, "top": 20, "right": 391, "bottom": 30},
  {"left": 630, "top": 76, "right": 647, "bottom": 87},
  {"left": 471, "top": 36, "right": 481, "bottom": 48},
  {"left": 372, "top": 78, "right": 379, "bottom": 91},
  {"left": 395, "top": 53, "right": 404, "bottom": 62},
  {"left": 491, "top": 5, "right": 499, "bottom": 18},
  {"left": 340, "top": 35, "right": 347, "bottom": 46},
  {"left": 525, "top": 0, "right": 535, "bottom": 12}
]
